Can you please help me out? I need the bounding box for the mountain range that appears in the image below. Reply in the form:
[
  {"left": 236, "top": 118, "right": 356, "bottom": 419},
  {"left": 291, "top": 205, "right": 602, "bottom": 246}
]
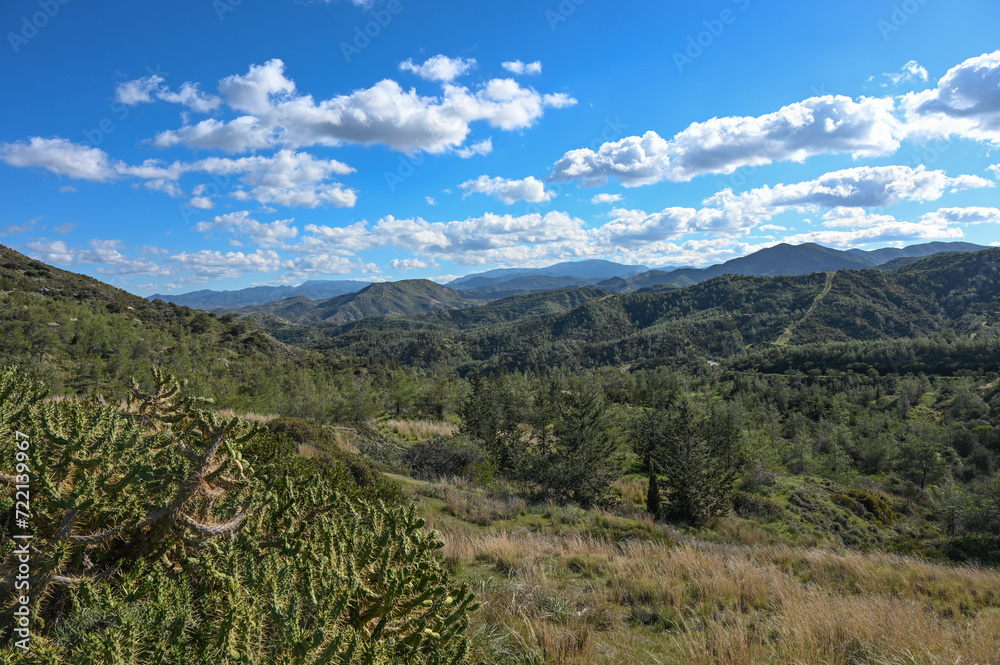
[
  {"left": 150, "top": 242, "right": 988, "bottom": 316},
  {"left": 149, "top": 279, "right": 373, "bottom": 310},
  {"left": 174, "top": 241, "right": 989, "bottom": 324}
]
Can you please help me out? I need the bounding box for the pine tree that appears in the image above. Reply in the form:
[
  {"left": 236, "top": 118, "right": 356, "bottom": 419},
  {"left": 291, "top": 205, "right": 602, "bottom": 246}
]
[{"left": 646, "top": 460, "right": 661, "bottom": 518}]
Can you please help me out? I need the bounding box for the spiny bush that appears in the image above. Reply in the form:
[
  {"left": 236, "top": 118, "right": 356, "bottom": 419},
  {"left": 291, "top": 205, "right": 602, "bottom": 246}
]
[
  {"left": 831, "top": 488, "right": 898, "bottom": 527},
  {"left": 0, "top": 367, "right": 478, "bottom": 664}
]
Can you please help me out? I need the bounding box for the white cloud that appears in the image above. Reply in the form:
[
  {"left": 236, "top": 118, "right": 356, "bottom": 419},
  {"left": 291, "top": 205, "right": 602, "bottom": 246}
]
[
  {"left": 782, "top": 220, "right": 963, "bottom": 248},
  {"left": 302, "top": 220, "right": 383, "bottom": 252},
  {"left": 593, "top": 207, "right": 716, "bottom": 249},
  {"left": 168, "top": 248, "right": 289, "bottom": 281},
  {"left": 25, "top": 240, "right": 75, "bottom": 265},
  {"left": 194, "top": 150, "right": 357, "bottom": 208},
  {"left": 867, "top": 60, "right": 929, "bottom": 88},
  {"left": 54, "top": 223, "right": 76, "bottom": 234},
  {"left": 425, "top": 196, "right": 436, "bottom": 206},
  {"left": 116, "top": 75, "right": 221, "bottom": 113},
  {"left": 154, "top": 59, "right": 575, "bottom": 154},
  {"left": 590, "top": 193, "right": 622, "bottom": 204},
  {"left": 502, "top": 60, "right": 542, "bottom": 75},
  {"left": 391, "top": 258, "right": 435, "bottom": 270},
  {"left": 115, "top": 75, "right": 165, "bottom": 105},
  {"left": 988, "top": 164, "right": 1000, "bottom": 180},
  {"left": 551, "top": 95, "right": 901, "bottom": 186},
  {"left": 460, "top": 175, "right": 555, "bottom": 204},
  {"left": 455, "top": 137, "right": 493, "bottom": 158},
  {"left": 24, "top": 238, "right": 171, "bottom": 276},
  {"left": 187, "top": 196, "right": 214, "bottom": 209},
  {"left": 365, "top": 211, "right": 591, "bottom": 266},
  {"left": 1, "top": 216, "right": 41, "bottom": 235},
  {"left": 60, "top": 186, "right": 77, "bottom": 193},
  {"left": 782, "top": 205, "right": 999, "bottom": 249},
  {"left": 1, "top": 137, "right": 356, "bottom": 209},
  {"left": 400, "top": 55, "right": 476, "bottom": 82},
  {"left": 0, "top": 137, "right": 117, "bottom": 181},
  {"left": 194, "top": 210, "right": 298, "bottom": 246},
  {"left": 918, "top": 206, "right": 1000, "bottom": 226},
  {"left": 703, "top": 165, "right": 993, "bottom": 234},
  {"left": 902, "top": 50, "right": 1000, "bottom": 143}
]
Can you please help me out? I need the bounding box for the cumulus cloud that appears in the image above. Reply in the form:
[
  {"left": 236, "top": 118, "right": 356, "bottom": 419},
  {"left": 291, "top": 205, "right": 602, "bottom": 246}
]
[
  {"left": 194, "top": 211, "right": 299, "bottom": 248},
  {"left": 460, "top": 175, "right": 555, "bottom": 204},
  {"left": 551, "top": 95, "right": 901, "bottom": 186},
  {"left": 867, "top": 60, "right": 929, "bottom": 88},
  {"left": 591, "top": 193, "right": 622, "bottom": 204},
  {"left": 593, "top": 207, "right": 720, "bottom": 250},
  {"left": 502, "top": 60, "right": 542, "bottom": 75},
  {"left": 24, "top": 238, "right": 170, "bottom": 276},
  {"left": 918, "top": 206, "right": 1000, "bottom": 226},
  {"left": 781, "top": 205, "right": 1000, "bottom": 248},
  {"left": 2, "top": 216, "right": 41, "bottom": 235},
  {"left": 5, "top": 141, "right": 359, "bottom": 210},
  {"left": 0, "top": 137, "right": 118, "bottom": 181},
  {"left": 167, "top": 248, "right": 289, "bottom": 281},
  {"left": 297, "top": 211, "right": 592, "bottom": 267},
  {"left": 188, "top": 196, "right": 214, "bottom": 209},
  {"left": 194, "top": 150, "right": 357, "bottom": 208},
  {"left": 782, "top": 217, "right": 963, "bottom": 248},
  {"left": 903, "top": 50, "right": 1000, "bottom": 143},
  {"left": 116, "top": 75, "right": 221, "bottom": 113},
  {"left": 391, "top": 258, "right": 435, "bottom": 270},
  {"left": 154, "top": 59, "right": 575, "bottom": 155},
  {"left": 400, "top": 55, "right": 476, "bottom": 82},
  {"left": 455, "top": 138, "right": 493, "bottom": 158},
  {"left": 702, "top": 165, "right": 993, "bottom": 234}
]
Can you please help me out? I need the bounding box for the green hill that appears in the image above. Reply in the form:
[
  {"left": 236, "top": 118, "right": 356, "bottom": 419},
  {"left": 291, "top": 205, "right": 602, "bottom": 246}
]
[
  {"left": 263, "top": 249, "right": 1000, "bottom": 373},
  {"left": 236, "top": 279, "right": 481, "bottom": 323}
]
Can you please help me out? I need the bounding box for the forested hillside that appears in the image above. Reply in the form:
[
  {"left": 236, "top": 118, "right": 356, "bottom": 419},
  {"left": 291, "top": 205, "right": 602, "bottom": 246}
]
[
  {"left": 3, "top": 244, "right": 1000, "bottom": 663},
  {"left": 260, "top": 249, "right": 1000, "bottom": 375}
]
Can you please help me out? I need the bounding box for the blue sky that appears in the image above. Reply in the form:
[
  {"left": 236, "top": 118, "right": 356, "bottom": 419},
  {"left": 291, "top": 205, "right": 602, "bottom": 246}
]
[{"left": 1, "top": 0, "right": 999, "bottom": 296}]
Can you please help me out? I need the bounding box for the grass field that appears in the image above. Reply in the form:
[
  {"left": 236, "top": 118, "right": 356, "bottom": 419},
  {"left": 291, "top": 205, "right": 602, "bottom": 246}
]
[{"left": 399, "top": 474, "right": 1000, "bottom": 665}]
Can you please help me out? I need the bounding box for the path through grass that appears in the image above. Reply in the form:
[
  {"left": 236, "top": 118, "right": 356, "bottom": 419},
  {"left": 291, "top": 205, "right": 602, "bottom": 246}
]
[{"left": 774, "top": 271, "right": 835, "bottom": 346}]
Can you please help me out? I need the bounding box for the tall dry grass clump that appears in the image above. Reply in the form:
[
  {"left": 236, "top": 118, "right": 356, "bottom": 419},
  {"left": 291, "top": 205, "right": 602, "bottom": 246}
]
[
  {"left": 382, "top": 418, "right": 459, "bottom": 441},
  {"left": 440, "top": 521, "right": 1000, "bottom": 664}
]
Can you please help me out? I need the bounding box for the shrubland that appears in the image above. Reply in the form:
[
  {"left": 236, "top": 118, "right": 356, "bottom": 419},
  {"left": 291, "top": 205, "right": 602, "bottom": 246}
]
[{"left": 2, "top": 245, "right": 1000, "bottom": 663}]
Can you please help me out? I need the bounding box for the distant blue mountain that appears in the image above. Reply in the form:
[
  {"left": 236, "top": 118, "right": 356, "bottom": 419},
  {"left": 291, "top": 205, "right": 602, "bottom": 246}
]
[
  {"left": 150, "top": 279, "right": 373, "bottom": 310},
  {"left": 448, "top": 259, "right": 650, "bottom": 292}
]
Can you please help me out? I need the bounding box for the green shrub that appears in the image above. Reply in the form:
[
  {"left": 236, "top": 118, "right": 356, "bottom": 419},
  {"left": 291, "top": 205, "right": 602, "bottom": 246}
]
[
  {"left": 0, "top": 368, "right": 477, "bottom": 663},
  {"left": 401, "top": 435, "right": 493, "bottom": 482}
]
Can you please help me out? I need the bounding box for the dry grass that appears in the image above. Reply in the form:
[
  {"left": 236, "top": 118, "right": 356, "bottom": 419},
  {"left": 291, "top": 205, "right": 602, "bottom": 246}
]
[
  {"left": 296, "top": 442, "right": 322, "bottom": 459},
  {"left": 214, "top": 408, "right": 278, "bottom": 423},
  {"left": 381, "top": 418, "right": 459, "bottom": 441},
  {"left": 326, "top": 427, "right": 360, "bottom": 454},
  {"left": 441, "top": 486, "right": 528, "bottom": 526},
  {"left": 611, "top": 476, "right": 647, "bottom": 507},
  {"left": 435, "top": 512, "right": 1000, "bottom": 664}
]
